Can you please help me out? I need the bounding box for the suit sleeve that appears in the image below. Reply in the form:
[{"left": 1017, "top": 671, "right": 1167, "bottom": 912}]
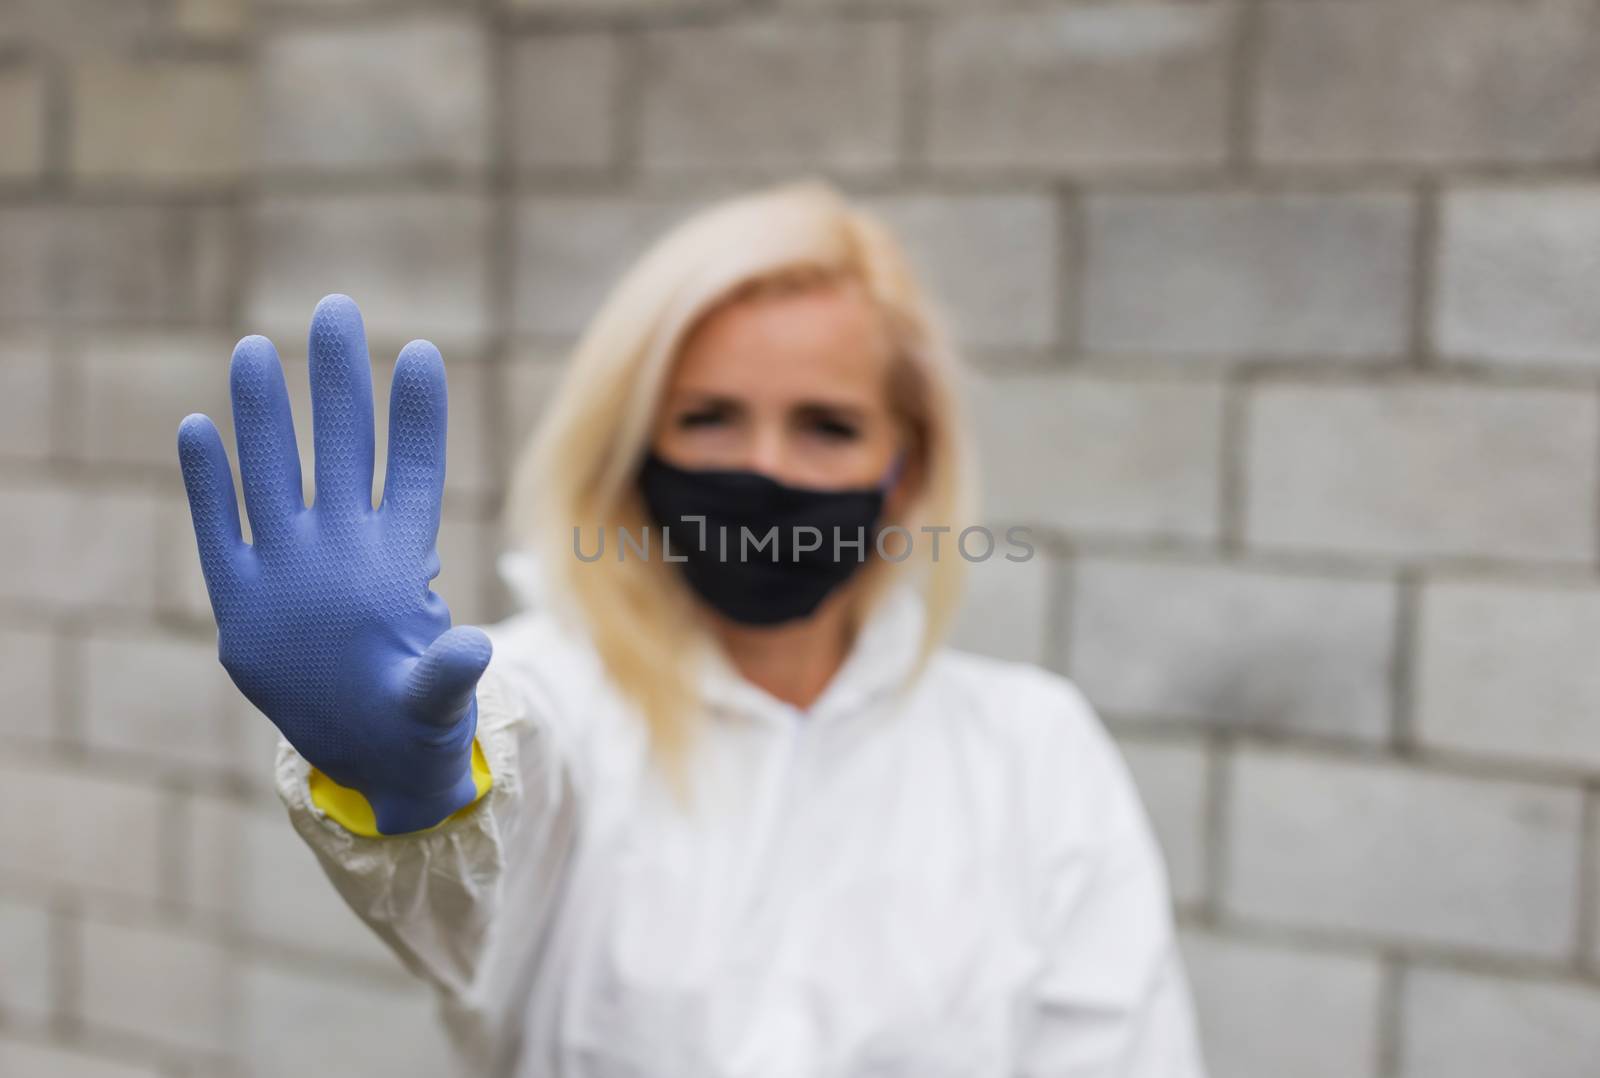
[
  {"left": 272, "top": 612, "right": 585, "bottom": 1076},
  {"left": 1017, "top": 673, "right": 1209, "bottom": 1078}
]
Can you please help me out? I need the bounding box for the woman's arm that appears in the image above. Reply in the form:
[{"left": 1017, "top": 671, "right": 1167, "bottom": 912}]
[
  {"left": 175, "top": 295, "right": 581, "bottom": 1072},
  {"left": 272, "top": 611, "right": 585, "bottom": 1075}
]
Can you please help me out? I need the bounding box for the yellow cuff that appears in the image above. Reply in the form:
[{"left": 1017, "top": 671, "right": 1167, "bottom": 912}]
[{"left": 308, "top": 738, "right": 493, "bottom": 838}]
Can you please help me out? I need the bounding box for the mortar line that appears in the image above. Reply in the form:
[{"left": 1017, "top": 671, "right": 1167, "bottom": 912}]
[
  {"left": 1218, "top": 368, "right": 1248, "bottom": 557},
  {"left": 41, "top": 45, "right": 69, "bottom": 194},
  {"left": 1576, "top": 786, "right": 1597, "bottom": 972},
  {"left": 1374, "top": 952, "right": 1405, "bottom": 1078},
  {"left": 51, "top": 891, "right": 81, "bottom": 1040},
  {"left": 1200, "top": 729, "right": 1233, "bottom": 926},
  {"left": 1043, "top": 547, "right": 1075, "bottom": 678},
  {"left": 1390, "top": 566, "right": 1421, "bottom": 757},
  {"left": 1409, "top": 179, "right": 1440, "bottom": 368},
  {"left": 613, "top": 16, "right": 645, "bottom": 184},
  {"left": 898, "top": 10, "right": 927, "bottom": 185},
  {"left": 483, "top": 1, "right": 517, "bottom": 603},
  {"left": 1057, "top": 181, "right": 1084, "bottom": 362},
  {"left": 1225, "top": 0, "right": 1265, "bottom": 179}
]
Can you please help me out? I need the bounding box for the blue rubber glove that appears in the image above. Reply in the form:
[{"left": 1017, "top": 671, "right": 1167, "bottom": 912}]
[{"left": 177, "top": 293, "right": 491, "bottom": 836}]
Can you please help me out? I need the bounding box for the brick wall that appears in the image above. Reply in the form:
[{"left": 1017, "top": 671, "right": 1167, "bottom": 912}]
[{"left": 1, "top": 1, "right": 1597, "bottom": 1075}]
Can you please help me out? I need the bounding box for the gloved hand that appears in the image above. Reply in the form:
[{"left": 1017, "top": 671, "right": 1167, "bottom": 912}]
[{"left": 177, "top": 293, "right": 491, "bottom": 836}]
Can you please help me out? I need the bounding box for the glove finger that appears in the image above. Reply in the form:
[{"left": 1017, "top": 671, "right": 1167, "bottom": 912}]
[
  {"left": 404, "top": 625, "right": 492, "bottom": 728},
  {"left": 177, "top": 413, "right": 247, "bottom": 605},
  {"left": 380, "top": 340, "right": 447, "bottom": 556},
  {"left": 230, "top": 335, "right": 305, "bottom": 549},
  {"left": 307, "top": 293, "right": 376, "bottom": 521}
]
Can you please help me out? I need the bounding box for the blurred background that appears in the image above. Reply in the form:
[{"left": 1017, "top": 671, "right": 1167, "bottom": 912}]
[{"left": 2, "top": 0, "right": 1599, "bottom": 1075}]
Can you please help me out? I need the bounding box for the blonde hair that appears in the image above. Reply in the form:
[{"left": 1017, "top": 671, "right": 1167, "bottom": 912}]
[{"left": 503, "top": 176, "right": 977, "bottom": 777}]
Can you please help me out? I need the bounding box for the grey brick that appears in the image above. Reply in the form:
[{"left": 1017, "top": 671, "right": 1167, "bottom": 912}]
[
  {"left": 0, "top": 1040, "right": 160, "bottom": 1078},
  {"left": 1256, "top": 1, "right": 1600, "bottom": 168},
  {"left": 512, "top": 193, "right": 707, "bottom": 337},
  {"left": 258, "top": 17, "right": 489, "bottom": 174},
  {"left": 0, "top": 208, "right": 51, "bottom": 319},
  {"left": 187, "top": 205, "right": 237, "bottom": 325},
  {"left": 54, "top": 207, "right": 217, "bottom": 322},
  {"left": 0, "top": 1, "right": 163, "bottom": 50},
  {"left": 1117, "top": 736, "right": 1209, "bottom": 907},
  {"left": 855, "top": 192, "right": 1060, "bottom": 351},
  {"left": 241, "top": 963, "right": 449, "bottom": 1075},
  {"left": 1068, "top": 558, "right": 1395, "bottom": 742},
  {"left": 924, "top": 6, "right": 1232, "bottom": 171},
  {"left": 636, "top": 19, "right": 902, "bottom": 174},
  {"left": 72, "top": 58, "right": 246, "bottom": 184},
  {"left": 947, "top": 549, "right": 1052, "bottom": 666},
  {"left": 498, "top": 355, "right": 564, "bottom": 462},
  {"left": 508, "top": 0, "right": 733, "bottom": 8},
  {"left": 219, "top": 699, "right": 282, "bottom": 807},
  {"left": 248, "top": 194, "right": 491, "bottom": 345},
  {"left": 1399, "top": 966, "right": 1600, "bottom": 1078},
  {"left": 187, "top": 795, "right": 406, "bottom": 969},
  {"left": 1416, "top": 577, "right": 1600, "bottom": 772},
  {"left": 254, "top": 0, "right": 476, "bottom": 6},
  {"left": 0, "top": 205, "right": 231, "bottom": 323},
  {"left": 1084, "top": 191, "right": 1414, "bottom": 357},
  {"left": 0, "top": 337, "right": 54, "bottom": 460},
  {"left": 970, "top": 373, "right": 1224, "bottom": 540},
  {"left": 1223, "top": 748, "right": 1583, "bottom": 958},
  {"left": 0, "top": 760, "right": 166, "bottom": 901},
  {"left": 0, "top": 626, "right": 56, "bottom": 746},
  {"left": 1435, "top": 186, "right": 1600, "bottom": 367},
  {"left": 79, "top": 332, "right": 233, "bottom": 468},
  {"left": 509, "top": 33, "right": 619, "bottom": 172},
  {"left": 1181, "top": 930, "right": 1381, "bottom": 1078},
  {"left": 173, "top": 0, "right": 247, "bottom": 37},
  {"left": 0, "top": 896, "right": 52, "bottom": 1023},
  {"left": 83, "top": 631, "right": 242, "bottom": 773},
  {"left": 437, "top": 511, "right": 493, "bottom": 628},
  {"left": 1245, "top": 380, "right": 1597, "bottom": 563},
  {"left": 0, "top": 62, "right": 45, "bottom": 179},
  {"left": 79, "top": 918, "right": 234, "bottom": 1055},
  {"left": 0, "top": 481, "right": 159, "bottom": 611}
]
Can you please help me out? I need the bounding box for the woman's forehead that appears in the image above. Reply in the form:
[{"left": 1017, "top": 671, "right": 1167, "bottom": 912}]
[{"left": 669, "top": 280, "right": 893, "bottom": 397}]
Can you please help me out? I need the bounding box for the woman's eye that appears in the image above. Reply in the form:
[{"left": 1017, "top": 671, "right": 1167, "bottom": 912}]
[
  {"left": 811, "top": 418, "right": 859, "bottom": 441},
  {"left": 678, "top": 411, "right": 725, "bottom": 429}
]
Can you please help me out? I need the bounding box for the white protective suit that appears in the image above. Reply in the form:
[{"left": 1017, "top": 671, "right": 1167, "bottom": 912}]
[{"left": 273, "top": 551, "right": 1207, "bottom": 1078}]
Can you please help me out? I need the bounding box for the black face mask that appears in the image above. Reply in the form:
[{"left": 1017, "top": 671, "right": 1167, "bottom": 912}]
[{"left": 637, "top": 450, "right": 903, "bottom": 627}]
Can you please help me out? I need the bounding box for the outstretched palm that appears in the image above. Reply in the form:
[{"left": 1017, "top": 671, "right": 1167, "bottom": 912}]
[{"left": 177, "top": 293, "right": 490, "bottom": 835}]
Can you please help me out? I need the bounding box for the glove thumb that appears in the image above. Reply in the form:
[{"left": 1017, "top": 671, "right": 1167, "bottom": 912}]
[{"left": 405, "top": 625, "right": 493, "bottom": 727}]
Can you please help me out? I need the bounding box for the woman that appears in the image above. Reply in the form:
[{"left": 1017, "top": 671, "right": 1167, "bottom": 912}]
[{"left": 176, "top": 178, "right": 1206, "bottom": 1077}]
